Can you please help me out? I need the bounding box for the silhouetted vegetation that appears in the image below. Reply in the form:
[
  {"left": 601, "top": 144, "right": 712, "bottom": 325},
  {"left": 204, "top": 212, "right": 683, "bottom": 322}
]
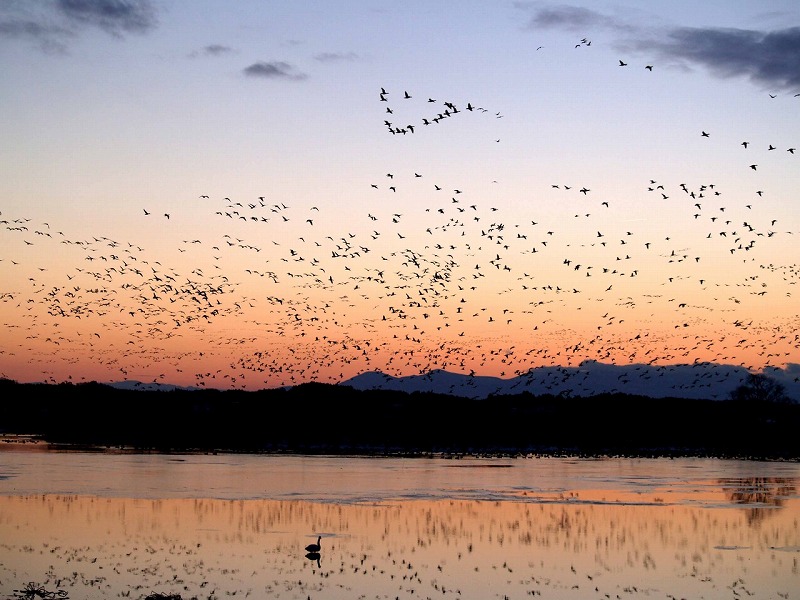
[
  {"left": 729, "top": 373, "right": 790, "bottom": 404},
  {"left": 1, "top": 378, "right": 798, "bottom": 459}
]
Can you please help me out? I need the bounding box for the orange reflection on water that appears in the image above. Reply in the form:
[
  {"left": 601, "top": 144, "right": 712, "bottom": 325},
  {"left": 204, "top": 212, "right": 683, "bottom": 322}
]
[{"left": 0, "top": 492, "right": 797, "bottom": 600}]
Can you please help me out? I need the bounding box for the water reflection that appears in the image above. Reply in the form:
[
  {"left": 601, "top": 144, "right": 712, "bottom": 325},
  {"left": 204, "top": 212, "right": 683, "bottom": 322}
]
[
  {"left": 0, "top": 493, "right": 797, "bottom": 600},
  {"left": 720, "top": 476, "right": 797, "bottom": 525}
]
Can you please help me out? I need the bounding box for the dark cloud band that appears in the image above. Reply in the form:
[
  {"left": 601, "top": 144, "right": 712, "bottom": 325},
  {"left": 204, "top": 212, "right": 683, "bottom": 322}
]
[
  {"left": 650, "top": 26, "right": 800, "bottom": 92},
  {"left": 520, "top": 3, "right": 800, "bottom": 92}
]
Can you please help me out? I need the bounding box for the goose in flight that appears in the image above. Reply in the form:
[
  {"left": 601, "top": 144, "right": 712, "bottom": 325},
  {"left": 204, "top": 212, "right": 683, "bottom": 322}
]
[{"left": 618, "top": 60, "right": 627, "bottom": 66}]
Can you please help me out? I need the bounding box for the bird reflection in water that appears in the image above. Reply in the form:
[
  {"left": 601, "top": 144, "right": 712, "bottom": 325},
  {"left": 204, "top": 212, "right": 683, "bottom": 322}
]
[{"left": 305, "top": 551, "right": 321, "bottom": 567}]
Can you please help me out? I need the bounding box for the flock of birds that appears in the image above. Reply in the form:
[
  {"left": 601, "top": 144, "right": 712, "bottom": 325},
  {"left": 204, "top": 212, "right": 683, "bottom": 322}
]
[{"left": 1, "top": 41, "right": 798, "bottom": 393}]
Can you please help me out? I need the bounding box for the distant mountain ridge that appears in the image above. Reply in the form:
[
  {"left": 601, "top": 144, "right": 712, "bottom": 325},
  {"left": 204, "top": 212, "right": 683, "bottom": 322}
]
[
  {"left": 109, "top": 381, "right": 201, "bottom": 392},
  {"left": 341, "top": 360, "right": 800, "bottom": 401},
  {"left": 102, "top": 361, "right": 800, "bottom": 401}
]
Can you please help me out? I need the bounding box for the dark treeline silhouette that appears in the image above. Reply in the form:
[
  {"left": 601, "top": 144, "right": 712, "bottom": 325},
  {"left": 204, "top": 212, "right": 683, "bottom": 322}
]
[{"left": 1, "top": 379, "right": 798, "bottom": 459}]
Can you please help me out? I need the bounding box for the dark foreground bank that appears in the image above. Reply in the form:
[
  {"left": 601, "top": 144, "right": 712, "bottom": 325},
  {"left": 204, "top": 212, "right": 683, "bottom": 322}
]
[{"left": 1, "top": 379, "right": 798, "bottom": 459}]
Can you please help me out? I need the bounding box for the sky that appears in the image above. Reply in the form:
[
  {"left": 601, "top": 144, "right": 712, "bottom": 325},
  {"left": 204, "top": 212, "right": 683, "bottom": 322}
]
[{"left": 1, "top": 0, "right": 799, "bottom": 391}]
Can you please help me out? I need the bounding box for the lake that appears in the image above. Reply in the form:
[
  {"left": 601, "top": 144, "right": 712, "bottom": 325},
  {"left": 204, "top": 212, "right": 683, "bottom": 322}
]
[{"left": 1, "top": 443, "right": 798, "bottom": 600}]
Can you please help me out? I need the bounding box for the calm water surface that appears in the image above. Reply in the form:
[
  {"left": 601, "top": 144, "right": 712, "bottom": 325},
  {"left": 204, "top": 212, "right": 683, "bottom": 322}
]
[{"left": 1, "top": 445, "right": 798, "bottom": 599}]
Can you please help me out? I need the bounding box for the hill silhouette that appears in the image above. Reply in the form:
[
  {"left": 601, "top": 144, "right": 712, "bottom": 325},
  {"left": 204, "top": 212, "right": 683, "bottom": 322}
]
[
  {"left": 1, "top": 378, "right": 798, "bottom": 459},
  {"left": 341, "top": 362, "right": 800, "bottom": 401}
]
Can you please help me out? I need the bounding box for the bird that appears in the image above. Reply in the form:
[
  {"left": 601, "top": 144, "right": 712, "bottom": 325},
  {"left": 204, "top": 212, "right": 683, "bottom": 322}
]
[
  {"left": 645, "top": 65, "right": 653, "bottom": 70},
  {"left": 701, "top": 131, "right": 710, "bottom": 137},
  {"left": 305, "top": 536, "right": 322, "bottom": 553},
  {"left": 618, "top": 60, "right": 627, "bottom": 66}
]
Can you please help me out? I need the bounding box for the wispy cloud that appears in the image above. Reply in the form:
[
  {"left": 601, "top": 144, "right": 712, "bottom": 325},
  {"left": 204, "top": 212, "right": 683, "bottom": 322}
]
[
  {"left": 189, "top": 44, "right": 235, "bottom": 59},
  {"left": 57, "top": 0, "right": 157, "bottom": 36},
  {"left": 519, "top": 3, "right": 633, "bottom": 33},
  {"left": 0, "top": 0, "right": 156, "bottom": 53},
  {"left": 0, "top": 16, "right": 73, "bottom": 53},
  {"left": 314, "top": 51, "right": 359, "bottom": 63},
  {"left": 243, "top": 60, "right": 308, "bottom": 80},
  {"left": 0, "top": 3, "right": 69, "bottom": 53},
  {"left": 519, "top": 3, "right": 800, "bottom": 92}
]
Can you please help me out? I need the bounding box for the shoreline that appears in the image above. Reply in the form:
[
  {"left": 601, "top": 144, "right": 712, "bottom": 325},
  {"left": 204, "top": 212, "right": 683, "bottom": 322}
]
[{"left": 2, "top": 434, "right": 797, "bottom": 462}]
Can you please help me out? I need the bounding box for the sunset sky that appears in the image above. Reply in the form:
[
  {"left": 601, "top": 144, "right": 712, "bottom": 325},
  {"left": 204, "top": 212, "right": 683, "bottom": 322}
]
[{"left": 1, "top": 0, "right": 798, "bottom": 390}]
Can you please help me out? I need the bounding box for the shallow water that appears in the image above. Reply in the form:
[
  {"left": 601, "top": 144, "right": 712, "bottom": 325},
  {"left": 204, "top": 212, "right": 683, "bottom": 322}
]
[{"left": 1, "top": 446, "right": 798, "bottom": 599}]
